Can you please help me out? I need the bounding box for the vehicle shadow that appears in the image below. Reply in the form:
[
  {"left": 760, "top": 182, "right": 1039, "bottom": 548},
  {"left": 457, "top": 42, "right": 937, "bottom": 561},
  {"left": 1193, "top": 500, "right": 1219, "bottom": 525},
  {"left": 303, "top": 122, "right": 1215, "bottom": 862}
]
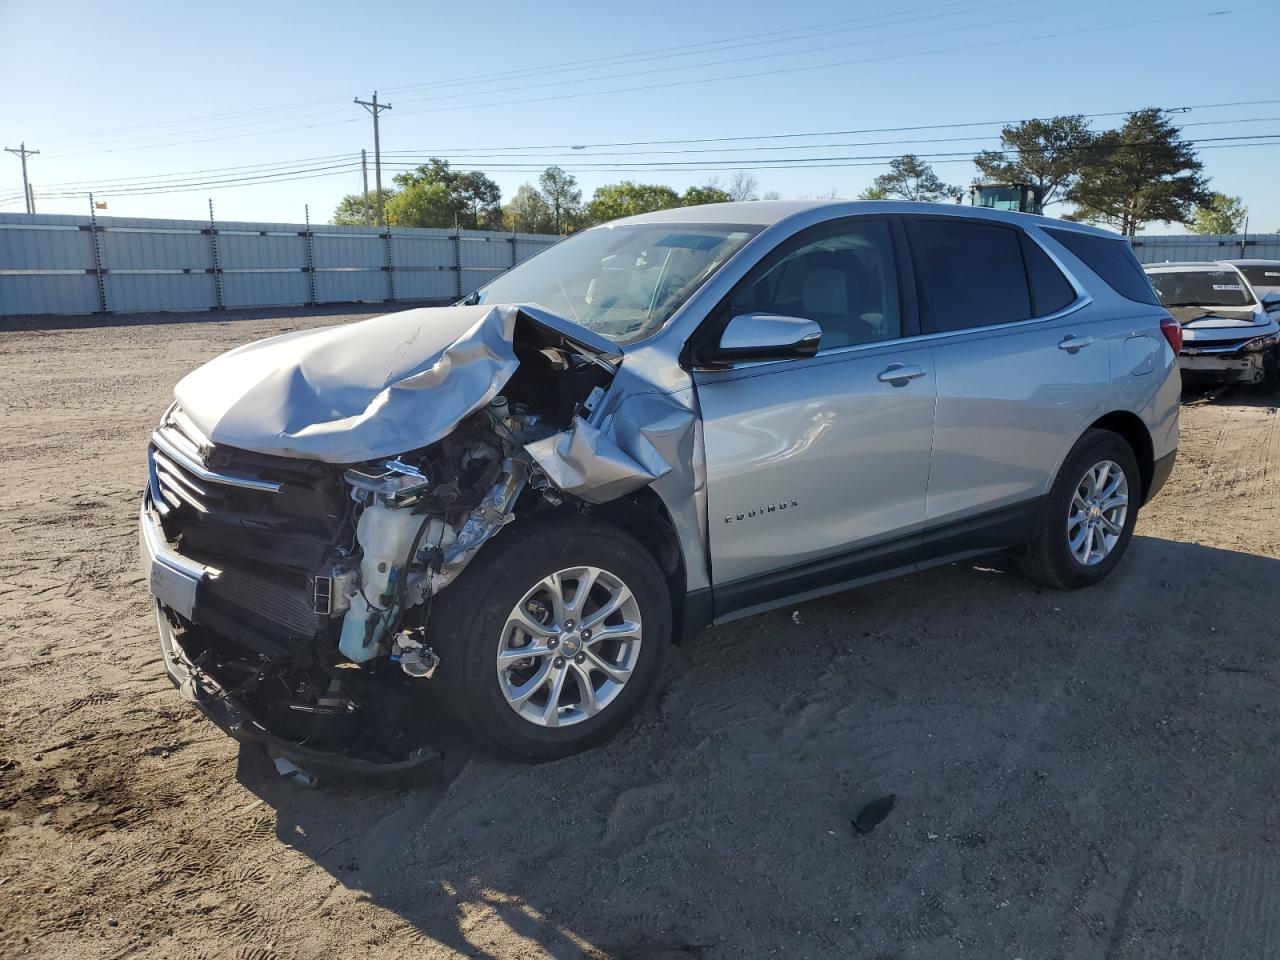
[{"left": 234, "top": 535, "right": 1280, "bottom": 959}]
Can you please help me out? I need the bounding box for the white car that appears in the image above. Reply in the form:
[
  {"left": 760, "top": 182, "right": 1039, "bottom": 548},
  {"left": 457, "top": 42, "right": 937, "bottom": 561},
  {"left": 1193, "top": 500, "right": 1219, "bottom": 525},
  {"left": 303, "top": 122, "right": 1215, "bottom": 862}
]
[
  {"left": 1225, "top": 259, "right": 1280, "bottom": 300},
  {"left": 1144, "top": 261, "right": 1280, "bottom": 388}
]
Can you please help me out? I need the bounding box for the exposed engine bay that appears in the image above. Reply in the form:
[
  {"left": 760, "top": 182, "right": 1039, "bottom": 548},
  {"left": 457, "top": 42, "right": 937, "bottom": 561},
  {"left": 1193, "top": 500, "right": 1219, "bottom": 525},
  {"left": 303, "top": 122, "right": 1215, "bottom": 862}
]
[{"left": 145, "top": 304, "right": 696, "bottom": 780}]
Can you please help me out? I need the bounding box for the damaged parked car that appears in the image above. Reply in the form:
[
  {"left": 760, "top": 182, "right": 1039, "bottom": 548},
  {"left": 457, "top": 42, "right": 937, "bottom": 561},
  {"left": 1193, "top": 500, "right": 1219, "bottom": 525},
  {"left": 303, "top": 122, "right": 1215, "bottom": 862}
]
[
  {"left": 141, "top": 201, "right": 1180, "bottom": 777},
  {"left": 1143, "top": 260, "right": 1280, "bottom": 390}
]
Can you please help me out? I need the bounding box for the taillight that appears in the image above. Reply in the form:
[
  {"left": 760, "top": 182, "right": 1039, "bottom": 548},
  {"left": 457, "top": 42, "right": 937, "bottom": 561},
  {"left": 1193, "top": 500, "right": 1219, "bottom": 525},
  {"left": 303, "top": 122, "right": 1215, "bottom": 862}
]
[{"left": 1159, "top": 316, "right": 1183, "bottom": 355}]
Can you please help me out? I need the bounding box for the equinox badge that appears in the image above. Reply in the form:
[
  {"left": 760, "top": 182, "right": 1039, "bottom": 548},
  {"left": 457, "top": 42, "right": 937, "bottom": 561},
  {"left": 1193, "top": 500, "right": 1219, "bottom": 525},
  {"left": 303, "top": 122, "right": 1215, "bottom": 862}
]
[{"left": 725, "top": 499, "right": 799, "bottom": 523}]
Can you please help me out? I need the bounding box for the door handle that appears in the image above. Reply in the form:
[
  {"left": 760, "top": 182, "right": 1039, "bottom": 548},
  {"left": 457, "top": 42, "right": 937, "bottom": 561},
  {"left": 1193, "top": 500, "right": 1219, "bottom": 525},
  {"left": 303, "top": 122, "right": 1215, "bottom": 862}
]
[
  {"left": 1058, "top": 335, "right": 1094, "bottom": 353},
  {"left": 877, "top": 363, "right": 926, "bottom": 385}
]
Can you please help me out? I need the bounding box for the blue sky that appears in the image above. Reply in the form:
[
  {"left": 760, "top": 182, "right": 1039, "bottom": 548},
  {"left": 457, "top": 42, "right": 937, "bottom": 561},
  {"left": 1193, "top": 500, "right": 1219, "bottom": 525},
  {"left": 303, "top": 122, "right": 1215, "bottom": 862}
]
[{"left": 1, "top": 0, "right": 1277, "bottom": 232}]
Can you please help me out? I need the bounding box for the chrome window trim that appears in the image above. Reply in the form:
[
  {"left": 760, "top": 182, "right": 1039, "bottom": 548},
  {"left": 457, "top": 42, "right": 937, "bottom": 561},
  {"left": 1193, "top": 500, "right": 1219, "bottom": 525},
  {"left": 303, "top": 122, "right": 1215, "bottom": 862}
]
[
  {"left": 690, "top": 216, "right": 1098, "bottom": 373},
  {"left": 698, "top": 296, "right": 1095, "bottom": 374},
  {"left": 149, "top": 428, "right": 283, "bottom": 493}
]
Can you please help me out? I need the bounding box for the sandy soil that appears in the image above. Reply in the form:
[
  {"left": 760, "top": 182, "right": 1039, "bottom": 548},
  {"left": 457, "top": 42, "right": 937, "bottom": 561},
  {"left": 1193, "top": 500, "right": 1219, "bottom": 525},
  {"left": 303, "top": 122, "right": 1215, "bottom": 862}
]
[{"left": 1, "top": 309, "right": 1278, "bottom": 960}]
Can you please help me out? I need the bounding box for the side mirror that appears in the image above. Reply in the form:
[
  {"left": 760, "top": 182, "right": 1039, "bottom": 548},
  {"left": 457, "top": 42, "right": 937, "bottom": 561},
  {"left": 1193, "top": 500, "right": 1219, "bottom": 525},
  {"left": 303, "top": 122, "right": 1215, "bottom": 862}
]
[
  {"left": 1262, "top": 291, "right": 1280, "bottom": 312},
  {"left": 699, "top": 313, "right": 822, "bottom": 368}
]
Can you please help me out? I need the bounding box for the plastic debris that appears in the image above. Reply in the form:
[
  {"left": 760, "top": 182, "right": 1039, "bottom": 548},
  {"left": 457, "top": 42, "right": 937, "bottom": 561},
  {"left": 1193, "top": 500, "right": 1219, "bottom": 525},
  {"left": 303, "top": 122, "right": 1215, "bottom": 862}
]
[{"left": 271, "top": 753, "right": 318, "bottom": 788}]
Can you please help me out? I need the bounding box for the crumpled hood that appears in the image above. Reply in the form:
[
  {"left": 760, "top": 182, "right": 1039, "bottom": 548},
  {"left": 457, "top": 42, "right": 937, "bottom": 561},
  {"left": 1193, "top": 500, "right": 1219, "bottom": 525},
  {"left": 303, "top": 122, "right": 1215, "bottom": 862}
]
[{"left": 174, "top": 304, "right": 521, "bottom": 464}]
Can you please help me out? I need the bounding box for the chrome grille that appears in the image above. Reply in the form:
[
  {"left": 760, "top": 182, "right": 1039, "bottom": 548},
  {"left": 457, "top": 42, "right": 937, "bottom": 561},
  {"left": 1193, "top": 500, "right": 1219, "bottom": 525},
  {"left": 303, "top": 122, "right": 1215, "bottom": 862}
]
[{"left": 148, "top": 410, "right": 282, "bottom": 519}]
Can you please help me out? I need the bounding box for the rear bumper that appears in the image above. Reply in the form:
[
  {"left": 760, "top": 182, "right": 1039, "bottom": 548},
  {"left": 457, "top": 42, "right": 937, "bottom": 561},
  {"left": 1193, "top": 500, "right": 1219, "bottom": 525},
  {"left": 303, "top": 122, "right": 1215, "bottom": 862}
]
[{"left": 140, "top": 497, "right": 442, "bottom": 784}]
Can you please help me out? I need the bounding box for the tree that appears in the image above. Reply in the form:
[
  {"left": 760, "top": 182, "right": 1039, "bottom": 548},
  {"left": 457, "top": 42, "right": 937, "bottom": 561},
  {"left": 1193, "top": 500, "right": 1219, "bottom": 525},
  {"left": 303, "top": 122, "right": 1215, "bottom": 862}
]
[
  {"left": 681, "top": 183, "right": 733, "bottom": 206},
  {"left": 383, "top": 158, "right": 503, "bottom": 229},
  {"left": 972, "top": 115, "right": 1097, "bottom": 208},
  {"left": 865, "top": 155, "right": 959, "bottom": 202},
  {"left": 503, "top": 184, "right": 552, "bottom": 233},
  {"left": 585, "top": 182, "right": 682, "bottom": 223},
  {"left": 727, "top": 172, "right": 759, "bottom": 201},
  {"left": 331, "top": 190, "right": 395, "bottom": 225},
  {"left": 856, "top": 184, "right": 889, "bottom": 200},
  {"left": 1066, "top": 109, "right": 1210, "bottom": 237},
  {"left": 538, "top": 166, "right": 583, "bottom": 234},
  {"left": 1191, "top": 192, "right": 1247, "bottom": 235}
]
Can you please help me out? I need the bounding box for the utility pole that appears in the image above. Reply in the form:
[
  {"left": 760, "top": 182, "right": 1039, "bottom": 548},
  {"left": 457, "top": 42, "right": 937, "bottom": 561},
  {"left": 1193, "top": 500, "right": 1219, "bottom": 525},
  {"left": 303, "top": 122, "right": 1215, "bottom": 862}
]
[
  {"left": 4, "top": 142, "right": 39, "bottom": 214},
  {"left": 361, "top": 148, "right": 371, "bottom": 225},
  {"left": 354, "top": 92, "right": 391, "bottom": 226}
]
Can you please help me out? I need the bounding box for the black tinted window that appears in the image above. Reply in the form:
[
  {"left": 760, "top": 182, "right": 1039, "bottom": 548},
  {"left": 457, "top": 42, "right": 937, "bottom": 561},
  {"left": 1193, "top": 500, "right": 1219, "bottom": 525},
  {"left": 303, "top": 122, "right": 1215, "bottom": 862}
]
[
  {"left": 1044, "top": 228, "right": 1160, "bottom": 306},
  {"left": 730, "top": 219, "right": 901, "bottom": 350},
  {"left": 1238, "top": 264, "right": 1280, "bottom": 288},
  {"left": 909, "top": 219, "right": 1032, "bottom": 332},
  {"left": 1020, "top": 233, "right": 1077, "bottom": 315}
]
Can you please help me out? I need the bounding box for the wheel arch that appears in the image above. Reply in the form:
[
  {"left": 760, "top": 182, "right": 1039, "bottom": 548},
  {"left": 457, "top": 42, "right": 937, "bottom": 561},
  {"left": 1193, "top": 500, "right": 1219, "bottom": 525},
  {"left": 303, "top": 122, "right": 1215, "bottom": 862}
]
[
  {"left": 582, "top": 489, "right": 704, "bottom": 644},
  {"left": 1085, "top": 410, "right": 1155, "bottom": 501}
]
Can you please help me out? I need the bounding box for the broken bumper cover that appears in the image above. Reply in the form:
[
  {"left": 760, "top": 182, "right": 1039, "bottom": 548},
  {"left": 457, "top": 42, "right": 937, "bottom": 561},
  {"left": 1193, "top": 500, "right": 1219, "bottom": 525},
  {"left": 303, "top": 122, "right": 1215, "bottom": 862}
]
[
  {"left": 140, "top": 501, "right": 443, "bottom": 782},
  {"left": 1177, "top": 350, "right": 1268, "bottom": 384}
]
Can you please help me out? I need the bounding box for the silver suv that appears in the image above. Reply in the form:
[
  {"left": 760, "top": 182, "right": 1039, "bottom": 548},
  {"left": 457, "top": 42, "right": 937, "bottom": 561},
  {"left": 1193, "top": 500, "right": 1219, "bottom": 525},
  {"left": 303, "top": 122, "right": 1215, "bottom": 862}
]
[{"left": 140, "top": 201, "right": 1180, "bottom": 774}]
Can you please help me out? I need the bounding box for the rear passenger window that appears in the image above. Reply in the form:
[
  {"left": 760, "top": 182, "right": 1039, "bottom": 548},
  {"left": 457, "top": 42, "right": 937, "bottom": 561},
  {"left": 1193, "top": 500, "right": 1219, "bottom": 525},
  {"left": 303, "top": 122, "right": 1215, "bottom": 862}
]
[
  {"left": 1020, "top": 234, "right": 1077, "bottom": 315},
  {"left": 908, "top": 219, "right": 1032, "bottom": 332},
  {"left": 1043, "top": 228, "right": 1160, "bottom": 306}
]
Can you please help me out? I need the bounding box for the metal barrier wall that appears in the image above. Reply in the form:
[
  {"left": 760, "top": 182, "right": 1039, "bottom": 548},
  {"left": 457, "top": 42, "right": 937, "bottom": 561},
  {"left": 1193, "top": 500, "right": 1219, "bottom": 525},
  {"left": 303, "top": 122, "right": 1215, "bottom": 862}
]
[
  {"left": 0, "top": 212, "right": 559, "bottom": 316},
  {"left": 1131, "top": 233, "right": 1280, "bottom": 264}
]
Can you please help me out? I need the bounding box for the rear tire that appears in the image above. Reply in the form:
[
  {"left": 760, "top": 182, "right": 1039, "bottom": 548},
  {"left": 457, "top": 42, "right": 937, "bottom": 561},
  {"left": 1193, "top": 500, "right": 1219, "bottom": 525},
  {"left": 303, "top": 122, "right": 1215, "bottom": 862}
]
[
  {"left": 1016, "top": 429, "right": 1141, "bottom": 590},
  {"left": 429, "top": 513, "right": 670, "bottom": 762}
]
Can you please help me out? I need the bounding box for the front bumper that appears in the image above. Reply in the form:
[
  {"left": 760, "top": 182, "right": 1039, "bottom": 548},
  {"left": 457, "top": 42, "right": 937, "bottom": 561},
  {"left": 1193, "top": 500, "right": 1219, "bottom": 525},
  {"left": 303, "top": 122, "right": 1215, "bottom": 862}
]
[
  {"left": 1177, "top": 351, "right": 1267, "bottom": 384},
  {"left": 140, "top": 499, "right": 443, "bottom": 783}
]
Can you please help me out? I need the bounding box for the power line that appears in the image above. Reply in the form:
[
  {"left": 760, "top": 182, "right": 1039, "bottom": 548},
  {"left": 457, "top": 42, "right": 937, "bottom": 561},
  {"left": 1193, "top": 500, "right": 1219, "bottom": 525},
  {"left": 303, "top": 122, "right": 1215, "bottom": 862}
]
[
  {"left": 387, "top": 5, "right": 1269, "bottom": 119},
  {"left": 26, "top": 0, "right": 1014, "bottom": 147},
  {"left": 39, "top": 0, "right": 1249, "bottom": 159},
  {"left": 386, "top": 0, "right": 1135, "bottom": 110},
  {"left": 17, "top": 103, "right": 1280, "bottom": 198}
]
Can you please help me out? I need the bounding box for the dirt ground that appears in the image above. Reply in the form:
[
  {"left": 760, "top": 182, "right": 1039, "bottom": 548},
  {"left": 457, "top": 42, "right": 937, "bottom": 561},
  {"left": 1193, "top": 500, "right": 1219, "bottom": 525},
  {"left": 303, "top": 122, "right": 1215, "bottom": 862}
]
[{"left": 1, "top": 308, "right": 1278, "bottom": 960}]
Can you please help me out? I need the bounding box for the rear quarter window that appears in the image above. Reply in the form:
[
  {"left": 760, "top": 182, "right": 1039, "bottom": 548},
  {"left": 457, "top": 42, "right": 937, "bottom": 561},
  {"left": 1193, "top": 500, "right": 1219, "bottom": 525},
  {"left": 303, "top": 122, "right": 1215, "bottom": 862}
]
[
  {"left": 1044, "top": 228, "right": 1160, "bottom": 306},
  {"left": 1019, "top": 234, "right": 1077, "bottom": 315}
]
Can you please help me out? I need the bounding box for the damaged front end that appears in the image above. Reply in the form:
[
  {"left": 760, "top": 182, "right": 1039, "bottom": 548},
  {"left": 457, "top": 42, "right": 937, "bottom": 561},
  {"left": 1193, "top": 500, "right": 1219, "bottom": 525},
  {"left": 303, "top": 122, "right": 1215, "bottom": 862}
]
[{"left": 141, "top": 304, "right": 693, "bottom": 780}]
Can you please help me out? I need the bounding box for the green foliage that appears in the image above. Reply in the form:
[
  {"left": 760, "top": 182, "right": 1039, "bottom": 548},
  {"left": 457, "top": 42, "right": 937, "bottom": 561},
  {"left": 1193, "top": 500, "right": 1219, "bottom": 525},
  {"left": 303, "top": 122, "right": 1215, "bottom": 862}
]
[
  {"left": 1066, "top": 109, "right": 1210, "bottom": 237},
  {"left": 538, "top": 166, "right": 584, "bottom": 234},
  {"left": 857, "top": 184, "right": 889, "bottom": 200},
  {"left": 331, "top": 190, "right": 394, "bottom": 225},
  {"left": 865, "top": 155, "right": 959, "bottom": 202},
  {"left": 1191, "top": 192, "right": 1247, "bottom": 235},
  {"left": 503, "top": 184, "right": 552, "bottom": 233},
  {"left": 585, "top": 181, "right": 682, "bottom": 223},
  {"left": 973, "top": 115, "right": 1097, "bottom": 207},
  {"left": 681, "top": 183, "right": 734, "bottom": 206},
  {"left": 384, "top": 158, "right": 503, "bottom": 229}
]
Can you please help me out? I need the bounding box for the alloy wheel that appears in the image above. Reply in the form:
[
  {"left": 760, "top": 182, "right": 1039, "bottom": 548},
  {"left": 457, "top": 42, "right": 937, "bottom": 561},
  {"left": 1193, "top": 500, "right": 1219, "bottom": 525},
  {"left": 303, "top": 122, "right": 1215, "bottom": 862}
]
[
  {"left": 1066, "top": 459, "right": 1129, "bottom": 566},
  {"left": 496, "top": 566, "right": 643, "bottom": 728}
]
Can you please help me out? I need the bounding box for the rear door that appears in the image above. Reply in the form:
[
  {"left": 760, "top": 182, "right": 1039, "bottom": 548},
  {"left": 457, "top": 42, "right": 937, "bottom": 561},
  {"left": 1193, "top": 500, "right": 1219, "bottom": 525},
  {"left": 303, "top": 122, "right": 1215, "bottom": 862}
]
[
  {"left": 904, "top": 216, "right": 1110, "bottom": 547},
  {"left": 693, "top": 217, "right": 936, "bottom": 606}
]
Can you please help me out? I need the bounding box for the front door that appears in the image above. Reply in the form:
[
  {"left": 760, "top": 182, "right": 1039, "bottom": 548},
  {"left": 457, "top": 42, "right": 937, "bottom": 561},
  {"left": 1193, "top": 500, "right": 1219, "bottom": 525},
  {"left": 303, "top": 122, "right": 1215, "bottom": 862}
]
[{"left": 692, "top": 217, "right": 936, "bottom": 609}]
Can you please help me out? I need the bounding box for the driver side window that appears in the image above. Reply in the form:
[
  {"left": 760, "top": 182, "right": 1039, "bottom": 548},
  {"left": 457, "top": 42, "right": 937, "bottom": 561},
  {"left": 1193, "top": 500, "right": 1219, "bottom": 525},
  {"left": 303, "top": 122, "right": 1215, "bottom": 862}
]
[{"left": 729, "top": 219, "right": 902, "bottom": 350}]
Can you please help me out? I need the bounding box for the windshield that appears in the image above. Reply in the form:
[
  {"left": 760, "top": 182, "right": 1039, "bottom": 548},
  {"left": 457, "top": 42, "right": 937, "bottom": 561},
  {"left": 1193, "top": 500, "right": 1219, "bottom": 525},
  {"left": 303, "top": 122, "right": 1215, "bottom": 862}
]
[
  {"left": 1237, "top": 264, "right": 1280, "bottom": 291},
  {"left": 1148, "top": 269, "right": 1255, "bottom": 308},
  {"left": 470, "top": 223, "right": 758, "bottom": 344}
]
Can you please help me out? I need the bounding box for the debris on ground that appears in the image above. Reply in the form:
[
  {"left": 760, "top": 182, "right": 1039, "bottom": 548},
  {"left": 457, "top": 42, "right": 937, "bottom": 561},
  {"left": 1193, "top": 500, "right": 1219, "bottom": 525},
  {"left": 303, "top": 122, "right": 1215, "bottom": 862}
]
[{"left": 852, "top": 794, "right": 896, "bottom": 835}]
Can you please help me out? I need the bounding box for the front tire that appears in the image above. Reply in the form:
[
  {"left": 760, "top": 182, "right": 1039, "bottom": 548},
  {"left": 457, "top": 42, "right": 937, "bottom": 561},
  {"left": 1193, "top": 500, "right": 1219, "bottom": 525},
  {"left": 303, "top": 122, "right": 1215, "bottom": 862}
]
[
  {"left": 430, "top": 513, "right": 670, "bottom": 761},
  {"left": 1017, "top": 429, "right": 1141, "bottom": 590}
]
